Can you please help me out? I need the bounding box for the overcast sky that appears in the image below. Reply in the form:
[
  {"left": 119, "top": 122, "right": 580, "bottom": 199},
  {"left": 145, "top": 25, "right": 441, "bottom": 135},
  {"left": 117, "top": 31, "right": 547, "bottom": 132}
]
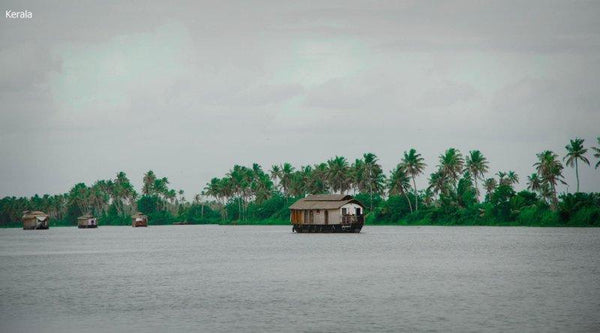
[{"left": 1, "top": 0, "right": 599, "bottom": 198}]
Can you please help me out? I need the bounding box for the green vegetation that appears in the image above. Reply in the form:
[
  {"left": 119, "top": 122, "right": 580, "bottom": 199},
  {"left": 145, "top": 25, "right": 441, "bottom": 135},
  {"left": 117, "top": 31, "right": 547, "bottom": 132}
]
[{"left": 1, "top": 138, "right": 599, "bottom": 227}]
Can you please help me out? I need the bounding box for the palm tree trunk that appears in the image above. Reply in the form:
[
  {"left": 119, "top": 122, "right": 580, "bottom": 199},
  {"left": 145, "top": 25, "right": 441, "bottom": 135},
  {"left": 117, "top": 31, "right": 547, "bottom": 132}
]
[
  {"left": 404, "top": 192, "right": 413, "bottom": 213},
  {"left": 551, "top": 182, "right": 558, "bottom": 210},
  {"left": 412, "top": 176, "right": 418, "bottom": 211},
  {"left": 575, "top": 159, "right": 579, "bottom": 193},
  {"left": 244, "top": 195, "right": 248, "bottom": 221},
  {"left": 369, "top": 170, "right": 373, "bottom": 212}
]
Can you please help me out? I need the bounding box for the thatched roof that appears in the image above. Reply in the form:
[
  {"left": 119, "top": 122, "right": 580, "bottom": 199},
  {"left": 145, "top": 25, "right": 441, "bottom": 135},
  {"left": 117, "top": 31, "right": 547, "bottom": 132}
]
[
  {"left": 77, "top": 214, "right": 95, "bottom": 220},
  {"left": 132, "top": 212, "right": 147, "bottom": 218},
  {"left": 304, "top": 194, "right": 351, "bottom": 201},
  {"left": 22, "top": 211, "right": 48, "bottom": 219},
  {"left": 289, "top": 194, "right": 364, "bottom": 210}
]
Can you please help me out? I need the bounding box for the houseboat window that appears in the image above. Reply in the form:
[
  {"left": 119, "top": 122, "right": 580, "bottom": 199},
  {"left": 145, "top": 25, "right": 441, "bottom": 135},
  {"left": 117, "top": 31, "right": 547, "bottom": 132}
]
[
  {"left": 356, "top": 208, "right": 362, "bottom": 215},
  {"left": 342, "top": 208, "right": 347, "bottom": 215}
]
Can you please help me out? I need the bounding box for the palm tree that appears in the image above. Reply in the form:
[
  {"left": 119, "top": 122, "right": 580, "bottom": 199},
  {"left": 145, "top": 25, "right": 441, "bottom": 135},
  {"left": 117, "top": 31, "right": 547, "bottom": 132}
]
[
  {"left": 534, "top": 150, "right": 566, "bottom": 209},
  {"left": 592, "top": 137, "right": 600, "bottom": 169},
  {"left": 89, "top": 181, "right": 110, "bottom": 215},
  {"left": 150, "top": 176, "right": 170, "bottom": 210},
  {"left": 177, "top": 190, "right": 186, "bottom": 214},
  {"left": 228, "top": 165, "right": 252, "bottom": 221},
  {"left": 165, "top": 189, "right": 177, "bottom": 214},
  {"left": 204, "top": 178, "right": 226, "bottom": 219},
  {"left": 310, "top": 163, "right": 329, "bottom": 194},
  {"left": 68, "top": 183, "right": 90, "bottom": 215},
  {"left": 49, "top": 194, "right": 67, "bottom": 220},
  {"left": 142, "top": 170, "right": 156, "bottom": 195},
  {"left": 302, "top": 164, "right": 331, "bottom": 195},
  {"left": 350, "top": 158, "right": 365, "bottom": 194},
  {"left": 422, "top": 189, "right": 435, "bottom": 207},
  {"left": 427, "top": 170, "right": 448, "bottom": 198},
  {"left": 288, "top": 169, "right": 307, "bottom": 197},
  {"left": 212, "top": 177, "right": 234, "bottom": 220},
  {"left": 113, "top": 172, "right": 136, "bottom": 215},
  {"left": 250, "top": 163, "right": 273, "bottom": 202},
  {"left": 401, "top": 149, "right": 426, "bottom": 210},
  {"left": 438, "top": 148, "right": 464, "bottom": 189},
  {"left": 483, "top": 178, "right": 497, "bottom": 201},
  {"left": 564, "top": 138, "right": 590, "bottom": 192},
  {"left": 526, "top": 173, "right": 542, "bottom": 193},
  {"left": 507, "top": 171, "right": 519, "bottom": 186},
  {"left": 154, "top": 177, "right": 170, "bottom": 197},
  {"left": 362, "top": 153, "right": 385, "bottom": 211},
  {"left": 197, "top": 193, "right": 205, "bottom": 218},
  {"left": 204, "top": 178, "right": 221, "bottom": 202},
  {"left": 497, "top": 171, "right": 508, "bottom": 186},
  {"left": 496, "top": 171, "right": 518, "bottom": 188},
  {"left": 280, "top": 163, "right": 295, "bottom": 199},
  {"left": 269, "top": 165, "right": 282, "bottom": 192},
  {"left": 298, "top": 165, "right": 313, "bottom": 195},
  {"left": 326, "top": 156, "right": 350, "bottom": 194},
  {"left": 388, "top": 165, "right": 413, "bottom": 212},
  {"left": 465, "top": 150, "right": 489, "bottom": 201}
]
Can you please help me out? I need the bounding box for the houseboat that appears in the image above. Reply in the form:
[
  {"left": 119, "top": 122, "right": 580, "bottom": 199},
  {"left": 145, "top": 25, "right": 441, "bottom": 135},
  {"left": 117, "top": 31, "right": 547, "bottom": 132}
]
[
  {"left": 290, "top": 194, "right": 365, "bottom": 233},
  {"left": 77, "top": 214, "right": 98, "bottom": 228},
  {"left": 131, "top": 212, "right": 148, "bottom": 227},
  {"left": 22, "top": 211, "right": 49, "bottom": 230}
]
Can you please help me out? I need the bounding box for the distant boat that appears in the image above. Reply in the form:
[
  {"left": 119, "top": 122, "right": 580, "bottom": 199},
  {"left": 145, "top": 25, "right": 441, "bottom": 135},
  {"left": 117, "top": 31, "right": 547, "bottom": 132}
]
[
  {"left": 22, "top": 211, "right": 49, "bottom": 230},
  {"left": 290, "top": 194, "right": 365, "bottom": 233},
  {"left": 131, "top": 212, "right": 148, "bottom": 227},
  {"left": 77, "top": 214, "right": 98, "bottom": 228}
]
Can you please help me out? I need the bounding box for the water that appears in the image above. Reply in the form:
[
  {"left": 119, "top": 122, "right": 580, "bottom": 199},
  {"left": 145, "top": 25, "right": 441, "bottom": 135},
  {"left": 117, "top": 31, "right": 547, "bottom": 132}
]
[{"left": 1, "top": 226, "right": 599, "bottom": 332}]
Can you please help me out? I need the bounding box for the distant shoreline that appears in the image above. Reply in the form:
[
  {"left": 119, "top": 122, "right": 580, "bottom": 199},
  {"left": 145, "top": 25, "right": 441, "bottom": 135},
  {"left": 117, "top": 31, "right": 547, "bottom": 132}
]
[{"left": 2, "top": 221, "right": 597, "bottom": 228}]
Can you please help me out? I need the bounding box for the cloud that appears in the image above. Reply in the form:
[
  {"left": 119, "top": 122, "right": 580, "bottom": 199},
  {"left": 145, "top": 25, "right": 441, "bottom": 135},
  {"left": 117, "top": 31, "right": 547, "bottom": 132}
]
[
  {"left": 49, "top": 22, "right": 194, "bottom": 114},
  {"left": 303, "top": 76, "right": 388, "bottom": 110},
  {"left": 416, "top": 80, "right": 480, "bottom": 109}
]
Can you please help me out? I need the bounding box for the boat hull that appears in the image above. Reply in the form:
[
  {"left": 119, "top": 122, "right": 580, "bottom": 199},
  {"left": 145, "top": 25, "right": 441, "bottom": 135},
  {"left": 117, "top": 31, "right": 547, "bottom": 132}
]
[
  {"left": 23, "top": 225, "right": 49, "bottom": 230},
  {"left": 292, "top": 223, "right": 363, "bottom": 233}
]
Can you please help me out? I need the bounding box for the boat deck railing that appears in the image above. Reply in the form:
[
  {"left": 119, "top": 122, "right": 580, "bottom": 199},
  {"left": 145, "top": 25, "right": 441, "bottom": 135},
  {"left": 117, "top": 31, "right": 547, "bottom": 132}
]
[{"left": 342, "top": 215, "right": 364, "bottom": 224}]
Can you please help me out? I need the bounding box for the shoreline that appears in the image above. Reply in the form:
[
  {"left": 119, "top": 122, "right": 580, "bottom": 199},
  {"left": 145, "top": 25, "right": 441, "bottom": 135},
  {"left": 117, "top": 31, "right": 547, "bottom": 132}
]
[{"left": 2, "top": 222, "right": 598, "bottom": 228}]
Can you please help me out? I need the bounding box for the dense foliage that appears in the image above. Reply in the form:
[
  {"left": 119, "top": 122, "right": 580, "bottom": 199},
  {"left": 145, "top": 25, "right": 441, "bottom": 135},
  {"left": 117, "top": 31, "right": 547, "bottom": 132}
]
[{"left": 1, "top": 138, "right": 599, "bottom": 227}]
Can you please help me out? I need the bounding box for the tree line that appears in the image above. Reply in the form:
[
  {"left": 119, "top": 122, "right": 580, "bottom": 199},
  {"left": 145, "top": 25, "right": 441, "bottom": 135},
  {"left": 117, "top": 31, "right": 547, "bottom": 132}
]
[{"left": 1, "top": 137, "right": 599, "bottom": 227}]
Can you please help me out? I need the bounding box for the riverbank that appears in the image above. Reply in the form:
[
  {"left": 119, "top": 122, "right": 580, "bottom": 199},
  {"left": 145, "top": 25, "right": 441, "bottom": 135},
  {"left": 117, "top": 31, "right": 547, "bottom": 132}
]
[{"left": 2, "top": 219, "right": 597, "bottom": 228}]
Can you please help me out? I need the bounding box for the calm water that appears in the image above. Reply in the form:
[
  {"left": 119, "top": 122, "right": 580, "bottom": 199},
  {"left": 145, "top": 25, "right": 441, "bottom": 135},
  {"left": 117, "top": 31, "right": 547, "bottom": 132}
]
[{"left": 1, "top": 226, "right": 599, "bottom": 332}]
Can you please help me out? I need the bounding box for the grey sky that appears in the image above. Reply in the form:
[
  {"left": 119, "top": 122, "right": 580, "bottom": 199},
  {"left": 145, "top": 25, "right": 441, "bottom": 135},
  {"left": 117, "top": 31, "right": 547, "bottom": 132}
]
[{"left": 1, "top": 0, "right": 599, "bottom": 198}]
